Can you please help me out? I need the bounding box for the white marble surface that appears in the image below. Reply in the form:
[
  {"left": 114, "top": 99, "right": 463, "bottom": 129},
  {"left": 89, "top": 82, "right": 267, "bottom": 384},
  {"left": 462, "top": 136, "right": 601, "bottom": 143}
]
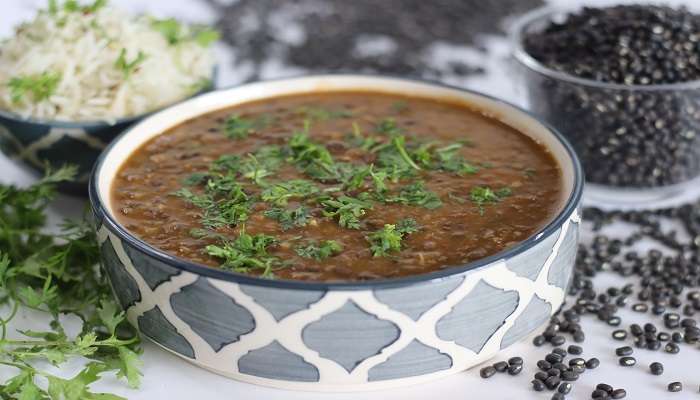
[{"left": 2, "top": 1, "right": 700, "bottom": 399}]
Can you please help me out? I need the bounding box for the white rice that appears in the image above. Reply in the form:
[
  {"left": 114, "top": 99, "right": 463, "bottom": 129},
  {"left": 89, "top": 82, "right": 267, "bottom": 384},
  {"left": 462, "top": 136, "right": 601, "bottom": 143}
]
[{"left": 0, "top": 4, "right": 216, "bottom": 122}]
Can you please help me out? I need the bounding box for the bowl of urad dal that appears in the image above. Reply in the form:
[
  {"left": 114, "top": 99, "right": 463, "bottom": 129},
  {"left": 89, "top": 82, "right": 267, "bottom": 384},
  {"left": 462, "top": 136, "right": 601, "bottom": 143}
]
[
  {"left": 90, "top": 74, "right": 583, "bottom": 390},
  {"left": 0, "top": 0, "right": 217, "bottom": 191}
]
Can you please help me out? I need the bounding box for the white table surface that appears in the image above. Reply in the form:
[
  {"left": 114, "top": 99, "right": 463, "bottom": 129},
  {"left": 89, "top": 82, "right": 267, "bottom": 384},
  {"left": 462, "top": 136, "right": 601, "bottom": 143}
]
[{"left": 2, "top": 0, "right": 699, "bottom": 399}]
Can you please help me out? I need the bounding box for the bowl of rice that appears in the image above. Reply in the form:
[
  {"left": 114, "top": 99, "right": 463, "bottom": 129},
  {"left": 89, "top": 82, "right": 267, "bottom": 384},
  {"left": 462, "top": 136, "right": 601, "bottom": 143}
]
[{"left": 0, "top": 0, "right": 217, "bottom": 192}]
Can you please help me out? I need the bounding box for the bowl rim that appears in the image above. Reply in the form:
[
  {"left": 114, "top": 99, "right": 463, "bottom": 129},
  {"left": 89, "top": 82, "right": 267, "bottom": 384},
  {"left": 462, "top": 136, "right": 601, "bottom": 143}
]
[
  {"left": 510, "top": 6, "right": 700, "bottom": 92},
  {"left": 89, "top": 73, "right": 584, "bottom": 291}
]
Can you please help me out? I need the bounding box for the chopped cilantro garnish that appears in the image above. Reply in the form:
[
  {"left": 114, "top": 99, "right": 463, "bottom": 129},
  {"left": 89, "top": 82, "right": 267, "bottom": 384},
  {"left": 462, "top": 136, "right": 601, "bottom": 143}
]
[
  {"left": 320, "top": 194, "right": 373, "bottom": 229},
  {"left": 115, "top": 48, "right": 147, "bottom": 78},
  {"left": 435, "top": 143, "right": 479, "bottom": 175},
  {"left": 295, "top": 240, "right": 343, "bottom": 260},
  {"left": 376, "top": 118, "right": 402, "bottom": 136},
  {"left": 366, "top": 219, "right": 419, "bottom": 257},
  {"left": 470, "top": 186, "right": 512, "bottom": 215},
  {"left": 175, "top": 174, "right": 251, "bottom": 228},
  {"left": 7, "top": 71, "right": 61, "bottom": 103},
  {"left": 261, "top": 179, "right": 319, "bottom": 206},
  {"left": 264, "top": 206, "right": 311, "bottom": 230},
  {"left": 223, "top": 114, "right": 272, "bottom": 139},
  {"left": 205, "top": 229, "right": 279, "bottom": 277},
  {"left": 151, "top": 18, "right": 219, "bottom": 47},
  {"left": 384, "top": 181, "right": 442, "bottom": 209},
  {"left": 288, "top": 128, "right": 338, "bottom": 181}
]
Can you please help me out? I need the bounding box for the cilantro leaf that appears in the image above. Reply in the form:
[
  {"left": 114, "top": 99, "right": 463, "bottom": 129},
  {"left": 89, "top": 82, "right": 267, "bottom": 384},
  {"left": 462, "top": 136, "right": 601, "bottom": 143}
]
[
  {"left": 320, "top": 195, "right": 373, "bottom": 229},
  {"left": 261, "top": 180, "right": 319, "bottom": 206},
  {"left": 7, "top": 71, "right": 61, "bottom": 103},
  {"left": 470, "top": 186, "right": 512, "bottom": 215},
  {"left": 295, "top": 240, "right": 342, "bottom": 260},
  {"left": 383, "top": 181, "right": 442, "bottom": 209},
  {"left": 205, "top": 229, "right": 279, "bottom": 277},
  {"left": 264, "top": 206, "right": 311, "bottom": 230},
  {"left": 114, "top": 48, "right": 147, "bottom": 78}
]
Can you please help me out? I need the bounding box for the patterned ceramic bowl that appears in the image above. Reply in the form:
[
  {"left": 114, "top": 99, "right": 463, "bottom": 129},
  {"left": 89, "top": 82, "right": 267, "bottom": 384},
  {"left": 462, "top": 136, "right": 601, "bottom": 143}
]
[
  {"left": 89, "top": 75, "right": 584, "bottom": 392},
  {"left": 0, "top": 76, "right": 215, "bottom": 195}
]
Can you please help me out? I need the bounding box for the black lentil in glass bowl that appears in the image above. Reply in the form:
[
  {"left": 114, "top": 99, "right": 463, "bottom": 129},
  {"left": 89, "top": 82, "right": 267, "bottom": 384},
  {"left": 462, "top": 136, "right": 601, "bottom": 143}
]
[{"left": 511, "top": 5, "right": 700, "bottom": 205}]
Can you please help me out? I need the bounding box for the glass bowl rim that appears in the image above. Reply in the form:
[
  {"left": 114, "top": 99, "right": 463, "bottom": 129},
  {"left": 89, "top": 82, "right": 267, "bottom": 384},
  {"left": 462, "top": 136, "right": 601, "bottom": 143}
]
[{"left": 510, "top": 6, "right": 700, "bottom": 92}]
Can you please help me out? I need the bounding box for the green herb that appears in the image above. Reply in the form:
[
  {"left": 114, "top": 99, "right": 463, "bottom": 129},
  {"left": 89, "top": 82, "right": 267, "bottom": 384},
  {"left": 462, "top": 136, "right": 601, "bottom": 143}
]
[
  {"left": 375, "top": 118, "right": 402, "bottom": 136},
  {"left": 384, "top": 181, "right": 442, "bottom": 209},
  {"left": 396, "top": 217, "right": 420, "bottom": 234},
  {"left": 7, "top": 71, "right": 61, "bottom": 104},
  {"left": 295, "top": 240, "right": 342, "bottom": 260},
  {"left": 193, "top": 26, "right": 220, "bottom": 47},
  {"left": 524, "top": 167, "right": 537, "bottom": 178},
  {"left": 0, "top": 166, "right": 141, "bottom": 399},
  {"left": 61, "top": 0, "right": 107, "bottom": 13},
  {"left": 435, "top": 143, "right": 479, "bottom": 175},
  {"left": 212, "top": 146, "right": 285, "bottom": 185},
  {"left": 320, "top": 195, "right": 373, "bottom": 229},
  {"left": 288, "top": 128, "right": 338, "bottom": 181},
  {"left": 469, "top": 186, "right": 512, "bottom": 215},
  {"left": 175, "top": 174, "right": 251, "bottom": 228},
  {"left": 348, "top": 122, "right": 378, "bottom": 151},
  {"left": 151, "top": 18, "right": 182, "bottom": 45},
  {"left": 261, "top": 180, "right": 319, "bottom": 206},
  {"left": 365, "top": 219, "right": 419, "bottom": 257},
  {"left": 151, "top": 18, "right": 219, "bottom": 47},
  {"left": 264, "top": 206, "right": 311, "bottom": 230},
  {"left": 115, "top": 48, "right": 147, "bottom": 78},
  {"left": 223, "top": 114, "right": 257, "bottom": 139},
  {"left": 205, "top": 229, "right": 279, "bottom": 277},
  {"left": 297, "top": 106, "right": 352, "bottom": 121}
]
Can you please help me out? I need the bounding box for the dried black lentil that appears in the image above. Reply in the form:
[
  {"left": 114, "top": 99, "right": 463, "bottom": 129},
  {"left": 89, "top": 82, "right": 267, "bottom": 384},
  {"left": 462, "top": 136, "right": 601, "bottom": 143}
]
[{"left": 668, "top": 381, "right": 683, "bottom": 392}]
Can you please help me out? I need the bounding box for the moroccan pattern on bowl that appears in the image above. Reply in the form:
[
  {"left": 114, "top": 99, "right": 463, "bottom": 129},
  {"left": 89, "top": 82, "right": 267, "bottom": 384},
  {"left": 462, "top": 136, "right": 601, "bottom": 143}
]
[{"left": 94, "top": 207, "right": 580, "bottom": 390}]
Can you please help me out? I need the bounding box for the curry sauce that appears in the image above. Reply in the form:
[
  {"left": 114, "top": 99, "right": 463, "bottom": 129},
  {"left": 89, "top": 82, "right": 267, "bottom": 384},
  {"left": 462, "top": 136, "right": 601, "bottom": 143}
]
[{"left": 111, "top": 92, "right": 562, "bottom": 281}]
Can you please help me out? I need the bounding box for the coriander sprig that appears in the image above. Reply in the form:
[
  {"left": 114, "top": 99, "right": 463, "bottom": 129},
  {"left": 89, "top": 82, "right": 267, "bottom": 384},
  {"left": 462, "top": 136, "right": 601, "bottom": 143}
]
[
  {"left": 0, "top": 166, "right": 142, "bottom": 399},
  {"left": 366, "top": 218, "right": 420, "bottom": 257}
]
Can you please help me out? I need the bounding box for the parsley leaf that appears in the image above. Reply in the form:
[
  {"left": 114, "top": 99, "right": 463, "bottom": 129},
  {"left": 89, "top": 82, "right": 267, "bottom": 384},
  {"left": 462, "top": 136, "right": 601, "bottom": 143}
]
[
  {"left": 470, "top": 186, "right": 512, "bottom": 215},
  {"left": 205, "top": 229, "right": 279, "bottom": 277},
  {"left": 365, "top": 218, "right": 420, "bottom": 257},
  {"left": 0, "top": 166, "right": 141, "bottom": 400},
  {"left": 384, "top": 181, "right": 442, "bottom": 209},
  {"left": 435, "top": 143, "right": 479, "bottom": 175},
  {"left": 261, "top": 180, "right": 319, "bottom": 206},
  {"left": 320, "top": 195, "right": 373, "bottom": 229},
  {"left": 295, "top": 240, "right": 342, "bottom": 260},
  {"left": 223, "top": 114, "right": 272, "bottom": 140},
  {"left": 288, "top": 128, "right": 338, "bottom": 181},
  {"left": 151, "top": 18, "right": 219, "bottom": 47},
  {"left": 115, "top": 48, "right": 147, "bottom": 78},
  {"left": 7, "top": 71, "right": 61, "bottom": 103},
  {"left": 264, "top": 206, "right": 311, "bottom": 230},
  {"left": 297, "top": 106, "right": 352, "bottom": 121}
]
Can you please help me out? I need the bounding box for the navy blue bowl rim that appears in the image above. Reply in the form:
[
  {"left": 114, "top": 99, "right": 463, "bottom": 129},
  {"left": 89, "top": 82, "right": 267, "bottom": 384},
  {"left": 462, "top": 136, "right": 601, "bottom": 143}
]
[{"left": 89, "top": 73, "right": 585, "bottom": 291}]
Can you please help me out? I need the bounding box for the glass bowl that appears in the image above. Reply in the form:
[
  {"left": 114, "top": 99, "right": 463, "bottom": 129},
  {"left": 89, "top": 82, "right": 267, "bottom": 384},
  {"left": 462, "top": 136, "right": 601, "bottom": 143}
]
[{"left": 511, "top": 6, "right": 700, "bottom": 207}]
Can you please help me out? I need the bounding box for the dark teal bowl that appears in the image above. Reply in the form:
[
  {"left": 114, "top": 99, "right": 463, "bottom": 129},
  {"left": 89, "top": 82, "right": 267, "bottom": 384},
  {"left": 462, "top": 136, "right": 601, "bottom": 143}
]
[
  {"left": 0, "top": 72, "right": 216, "bottom": 195},
  {"left": 0, "top": 111, "right": 142, "bottom": 194}
]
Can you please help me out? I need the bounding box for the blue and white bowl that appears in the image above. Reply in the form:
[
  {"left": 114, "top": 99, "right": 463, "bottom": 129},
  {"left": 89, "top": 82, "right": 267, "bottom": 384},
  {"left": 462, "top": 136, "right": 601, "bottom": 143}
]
[
  {"left": 0, "top": 74, "right": 215, "bottom": 195},
  {"left": 89, "top": 75, "right": 584, "bottom": 391}
]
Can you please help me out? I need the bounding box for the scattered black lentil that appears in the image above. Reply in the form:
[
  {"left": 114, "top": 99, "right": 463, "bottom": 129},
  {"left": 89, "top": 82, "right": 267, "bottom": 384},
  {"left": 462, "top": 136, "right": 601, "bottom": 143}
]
[
  {"left": 585, "top": 358, "right": 600, "bottom": 370},
  {"left": 209, "top": 0, "right": 543, "bottom": 81},
  {"left": 650, "top": 362, "right": 664, "bottom": 376},
  {"left": 532, "top": 379, "right": 546, "bottom": 391},
  {"left": 668, "top": 381, "right": 683, "bottom": 392},
  {"left": 615, "top": 346, "right": 633, "bottom": 356},
  {"left": 612, "top": 330, "right": 627, "bottom": 340},
  {"left": 480, "top": 366, "right": 497, "bottom": 379},
  {"left": 567, "top": 345, "right": 582, "bottom": 355},
  {"left": 493, "top": 361, "right": 508, "bottom": 373},
  {"left": 619, "top": 356, "right": 636, "bottom": 367},
  {"left": 521, "top": 5, "right": 700, "bottom": 188},
  {"left": 558, "top": 382, "right": 572, "bottom": 394},
  {"left": 507, "top": 364, "right": 523, "bottom": 376},
  {"left": 611, "top": 388, "right": 627, "bottom": 399}
]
